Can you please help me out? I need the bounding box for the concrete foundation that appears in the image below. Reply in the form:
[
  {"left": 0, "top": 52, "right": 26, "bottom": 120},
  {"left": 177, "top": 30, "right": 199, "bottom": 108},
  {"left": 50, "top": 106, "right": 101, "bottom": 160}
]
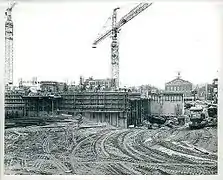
[{"left": 83, "top": 112, "right": 127, "bottom": 128}]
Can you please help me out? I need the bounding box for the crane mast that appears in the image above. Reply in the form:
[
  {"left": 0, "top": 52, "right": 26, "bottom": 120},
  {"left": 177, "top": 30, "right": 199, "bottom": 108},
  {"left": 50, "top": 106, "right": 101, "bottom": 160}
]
[
  {"left": 5, "top": 1, "right": 17, "bottom": 87},
  {"left": 93, "top": 2, "right": 152, "bottom": 89},
  {"left": 111, "top": 7, "right": 120, "bottom": 89}
]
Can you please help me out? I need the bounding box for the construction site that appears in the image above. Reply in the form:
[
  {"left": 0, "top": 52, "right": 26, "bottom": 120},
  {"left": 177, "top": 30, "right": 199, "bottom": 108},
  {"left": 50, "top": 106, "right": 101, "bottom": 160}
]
[{"left": 4, "top": 2, "right": 218, "bottom": 175}]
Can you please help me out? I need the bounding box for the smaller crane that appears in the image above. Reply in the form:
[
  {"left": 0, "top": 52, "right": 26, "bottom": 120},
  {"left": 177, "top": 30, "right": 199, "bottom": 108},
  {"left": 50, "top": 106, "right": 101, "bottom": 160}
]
[{"left": 5, "top": 1, "right": 17, "bottom": 87}]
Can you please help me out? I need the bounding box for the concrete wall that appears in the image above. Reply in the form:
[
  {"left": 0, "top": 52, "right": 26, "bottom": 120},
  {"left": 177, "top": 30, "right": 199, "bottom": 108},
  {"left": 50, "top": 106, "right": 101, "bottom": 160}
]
[
  {"left": 84, "top": 112, "right": 127, "bottom": 128},
  {"left": 150, "top": 101, "right": 163, "bottom": 115},
  {"left": 150, "top": 101, "right": 183, "bottom": 116}
]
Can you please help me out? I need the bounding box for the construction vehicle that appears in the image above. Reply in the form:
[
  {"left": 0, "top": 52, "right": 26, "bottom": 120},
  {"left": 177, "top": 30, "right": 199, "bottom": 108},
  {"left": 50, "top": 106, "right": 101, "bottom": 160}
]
[
  {"left": 148, "top": 115, "right": 166, "bottom": 125},
  {"left": 146, "top": 115, "right": 167, "bottom": 129},
  {"left": 92, "top": 2, "right": 152, "bottom": 89},
  {"left": 188, "top": 102, "right": 218, "bottom": 129},
  {"left": 206, "top": 105, "right": 218, "bottom": 127},
  {"left": 188, "top": 106, "right": 208, "bottom": 129}
]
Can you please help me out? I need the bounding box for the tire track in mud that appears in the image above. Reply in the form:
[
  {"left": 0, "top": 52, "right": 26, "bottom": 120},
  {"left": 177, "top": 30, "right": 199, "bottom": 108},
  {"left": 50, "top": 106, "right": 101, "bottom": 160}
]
[
  {"left": 93, "top": 129, "right": 144, "bottom": 175},
  {"left": 106, "top": 130, "right": 143, "bottom": 161},
  {"left": 159, "top": 140, "right": 217, "bottom": 162},
  {"left": 133, "top": 129, "right": 217, "bottom": 175},
  {"left": 131, "top": 130, "right": 181, "bottom": 163},
  {"left": 20, "top": 124, "right": 216, "bottom": 175},
  {"left": 96, "top": 129, "right": 174, "bottom": 174},
  {"left": 42, "top": 135, "right": 71, "bottom": 174},
  {"left": 158, "top": 128, "right": 217, "bottom": 161},
  {"left": 112, "top": 129, "right": 217, "bottom": 175},
  {"left": 137, "top": 130, "right": 213, "bottom": 163},
  {"left": 123, "top": 130, "right": 171, "bottom": 163},
  {"left": 70, "top": 128, "right": 114, "bottom": 173}
]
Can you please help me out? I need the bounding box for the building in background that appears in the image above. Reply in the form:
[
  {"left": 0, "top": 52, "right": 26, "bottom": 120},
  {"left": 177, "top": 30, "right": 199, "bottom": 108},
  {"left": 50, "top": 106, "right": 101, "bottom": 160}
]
[
  {"left": 79, "top": 77, "right": 113, "bottom": 91},
  {"left": 88, "top": 78, "right": 112, "bottom": 90},
  {"left": 165, "top": 72, "right": 192, "bottom": 98},
  {"left": 194, "top": 84, "right": 213, "bottom": 101},
  {"left": 130, "top": 85, "right": 160, "bottom": 98},
  {"left": 212, "top": 78, "right": 218, "bottom": 104},
  {"left": 18, "top": 77, "right": 41, "bottom": 90},
  {"left": 149, "top": 91, "right": 184, "bottom": 116},
  {"left": 40, "top": 81, "right": 67, "bottom": 92},
  {"left": 40, "top": 81, "right": 58, "bottom": 92},
  {"left": 5, "top": 91, "right": 25, "bottom": 119}
]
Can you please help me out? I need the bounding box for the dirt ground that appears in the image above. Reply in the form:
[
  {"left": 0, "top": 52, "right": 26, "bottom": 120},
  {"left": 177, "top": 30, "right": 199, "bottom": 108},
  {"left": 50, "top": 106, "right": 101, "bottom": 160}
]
[{"left": 4, "top": 120, "right": 217, "bottom": 175}]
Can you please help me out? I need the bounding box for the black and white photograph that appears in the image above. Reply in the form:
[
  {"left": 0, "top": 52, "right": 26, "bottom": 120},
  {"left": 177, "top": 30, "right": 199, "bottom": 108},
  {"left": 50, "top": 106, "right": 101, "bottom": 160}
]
[{"left": 1, "top": 0, "right": 221, "bottom": 176}]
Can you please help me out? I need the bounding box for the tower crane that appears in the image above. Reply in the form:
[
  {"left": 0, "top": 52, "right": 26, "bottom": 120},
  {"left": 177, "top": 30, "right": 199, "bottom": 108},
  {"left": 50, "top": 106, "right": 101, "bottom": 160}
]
[
  {"left": 5, "top": 1, "right": 17, "bottom": 87},
  {"left": 92, "top": 2, "right": 153, "bottom": 89}
]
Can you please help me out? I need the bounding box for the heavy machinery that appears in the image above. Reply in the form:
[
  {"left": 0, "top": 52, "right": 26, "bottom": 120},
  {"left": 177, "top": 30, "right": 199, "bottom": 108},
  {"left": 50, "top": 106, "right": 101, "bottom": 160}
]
[
  {"left": 146, "top": 115, "right": 167, "bottom": 129},
  {"left": 188, "top": 103, "right": 218, "bottom": 129},
  {"left": 5, "top": 1, "right": 17, "bottom": 87},
  {"left": 206, "top": 105, "right": 218, "bottom": 126},
  {"left": 188, "top": 106, "right": 208, "bottom": 129},
  {"left": 92, "top": 2, "right": 153, "bottom": 89}
]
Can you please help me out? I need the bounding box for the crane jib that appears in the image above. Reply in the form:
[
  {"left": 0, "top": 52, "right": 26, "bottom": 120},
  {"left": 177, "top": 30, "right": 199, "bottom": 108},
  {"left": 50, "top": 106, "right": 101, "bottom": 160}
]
[
  {"left": 117, "top": 3, "right": 152, "bottom": 28},
  {"left": 92, "top": 2, "right": 152, "bottom": 46}
]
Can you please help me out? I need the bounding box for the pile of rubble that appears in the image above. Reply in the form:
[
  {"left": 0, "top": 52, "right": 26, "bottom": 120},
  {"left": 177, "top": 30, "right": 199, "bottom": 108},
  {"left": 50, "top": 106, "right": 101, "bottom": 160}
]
[{"left": 142, "top": 115, "right": 187, "bottom": 130}]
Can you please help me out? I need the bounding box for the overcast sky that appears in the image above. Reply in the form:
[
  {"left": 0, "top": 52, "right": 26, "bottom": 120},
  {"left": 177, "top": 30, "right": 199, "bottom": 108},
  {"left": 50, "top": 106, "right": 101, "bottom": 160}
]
[{"left": 0, "top": 1, "right": 222, "bottom": 89}]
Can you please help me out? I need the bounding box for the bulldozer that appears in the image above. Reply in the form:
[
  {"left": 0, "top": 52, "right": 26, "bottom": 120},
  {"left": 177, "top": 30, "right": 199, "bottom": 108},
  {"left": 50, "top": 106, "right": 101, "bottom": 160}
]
[
  {"left": 188, "top": 106, "right": 208, "bottom": 129},
  {"left": 188, "top": 105, "right": 217, "bottom": 129}
]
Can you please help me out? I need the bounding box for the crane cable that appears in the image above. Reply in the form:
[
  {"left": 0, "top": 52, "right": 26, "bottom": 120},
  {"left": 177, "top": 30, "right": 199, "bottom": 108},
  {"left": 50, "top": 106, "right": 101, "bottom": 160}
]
[{"left": 97, "top": 13, "right": 112, "bottom": 37}]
